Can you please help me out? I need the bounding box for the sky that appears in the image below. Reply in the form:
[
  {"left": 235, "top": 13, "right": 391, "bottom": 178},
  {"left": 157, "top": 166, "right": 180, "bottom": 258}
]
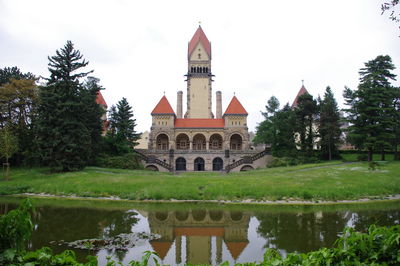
[{"left": 1, "top": 0, "right": 399, "bottom": 133}]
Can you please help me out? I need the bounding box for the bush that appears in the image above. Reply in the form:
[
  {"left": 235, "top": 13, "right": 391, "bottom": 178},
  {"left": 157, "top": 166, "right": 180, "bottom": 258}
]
[
  {"left": 357, "top": 154, "right": 368, "bottom": 161},
  {"left": 95, "top": 153, "right": 143, "bottom": 170},
  {"left": 268, "top": 157, "right": 299, "bottom": 168}
]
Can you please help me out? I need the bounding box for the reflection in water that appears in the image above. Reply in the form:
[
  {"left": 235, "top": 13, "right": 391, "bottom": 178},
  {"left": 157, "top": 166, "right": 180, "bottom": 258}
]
[
  {"left": 1, "top": 199, "right": 400, "bottom": 265},
  {"left": 147, "top": 210, "right": 250, "bottom": 265}
]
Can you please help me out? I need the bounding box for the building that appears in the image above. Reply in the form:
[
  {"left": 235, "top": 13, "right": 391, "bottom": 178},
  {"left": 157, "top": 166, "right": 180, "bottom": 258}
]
[
  {"left": 136, "top": 26, "right": 271, "bottom": 172},
  {"left": 95, "top": 90, "right": 108, "bottom": 135}
]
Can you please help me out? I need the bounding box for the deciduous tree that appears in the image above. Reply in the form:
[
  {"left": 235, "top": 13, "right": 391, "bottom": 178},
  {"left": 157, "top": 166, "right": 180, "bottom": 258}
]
[{"left": 0, "top": 127, "right": 19, "bottom": 180}]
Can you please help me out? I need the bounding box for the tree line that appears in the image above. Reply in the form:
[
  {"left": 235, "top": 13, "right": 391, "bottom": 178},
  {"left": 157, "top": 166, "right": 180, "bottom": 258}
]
[
  {"left": 254, "top": 55, "right": 400, "bottom": 162},
  {"left": 0, "top": 41, "right": 140, "bottom": 174}
]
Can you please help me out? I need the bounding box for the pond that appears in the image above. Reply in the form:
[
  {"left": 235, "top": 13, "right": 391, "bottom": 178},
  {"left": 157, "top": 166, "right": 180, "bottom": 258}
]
[{"left": 1, "top": 197, "right": 400, "bottom": 265}]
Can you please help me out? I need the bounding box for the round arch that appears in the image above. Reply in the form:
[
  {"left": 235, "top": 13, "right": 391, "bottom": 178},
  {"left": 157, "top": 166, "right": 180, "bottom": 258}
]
[
  {"left": 230, "top": 134, "right": 243, "bottom": 150},
  {"left": 194, "top": 157, "right": 205, "bottom": 171},
  {"left": 175, "top": 157, "right": 186, "bottom": 171},
  {"left": 209, "top": 134, "right": 223, "bottom": 150},
  {"left": 145, "top": 165, "right": 159, "bottom": 171},
  {"left": 240, "top": 165, "right": 254, "bottom": 171},
  {"left": 156, "top": 133, "right": 169, "bottom": 150},
  {"left": 193, "top": 134, "right": 206, "bottom": 150},
  {"left": 212, "top": 157, "right": 224, "bottom": 171},
  {"left": 176, "top": 133, "right": 189, "bottom": 150}
]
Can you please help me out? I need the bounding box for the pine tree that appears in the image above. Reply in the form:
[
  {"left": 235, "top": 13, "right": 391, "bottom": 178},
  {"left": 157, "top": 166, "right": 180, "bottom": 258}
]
[
  {"left": 104, "top": 98, "right": 140, "bottom": 156},
  {"left": 343, "top": 55, "right": 397, "bottom": 161},
  {"left": 254, "top": 97, "right": 297, "bottom": 157},
  {"left": 37, "top": 41, "right": 94, "bottom": 171},
  {"left": 294, "top": 93, "right": 318, "bottom": 156},
  {"left": 318, "top": 87, "right": 342, "bottom": 160}
]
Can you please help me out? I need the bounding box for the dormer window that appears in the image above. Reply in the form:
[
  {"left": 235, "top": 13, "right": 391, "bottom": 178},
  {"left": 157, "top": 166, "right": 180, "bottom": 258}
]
[{"left": 198, "top": 53, "right": 201, "bottom": 59}]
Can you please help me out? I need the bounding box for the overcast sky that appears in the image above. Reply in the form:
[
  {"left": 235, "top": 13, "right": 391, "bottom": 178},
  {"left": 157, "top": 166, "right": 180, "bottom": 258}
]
[{"left": 1, "top": 0, "right": 399, "bottom": 133}]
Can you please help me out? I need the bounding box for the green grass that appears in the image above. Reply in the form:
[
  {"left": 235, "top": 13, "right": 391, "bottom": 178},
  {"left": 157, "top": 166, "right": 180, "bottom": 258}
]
[{"left": 1, "top": 161, "right": 400, "bottom": 201}]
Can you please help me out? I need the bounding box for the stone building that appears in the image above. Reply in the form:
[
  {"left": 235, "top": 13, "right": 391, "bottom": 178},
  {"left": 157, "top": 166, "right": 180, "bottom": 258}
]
[{"left": 136, "top": 26, "right": 271, "bottom": 172}]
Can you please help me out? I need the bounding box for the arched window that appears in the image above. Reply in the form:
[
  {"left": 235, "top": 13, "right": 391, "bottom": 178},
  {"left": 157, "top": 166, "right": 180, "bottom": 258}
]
[
  {"left": 212, "top": 157, "right": 223, "bottom": 171},
  {"left": 193, "top": 134, "right": 206, "bottom": 150},
  {"left": 209, "top": 134, "right": 223, "bottom": 150},
  {"left": 197, "top": 66, "right": 200, "bottom": 73},
  {"left": 176, "top": 157, "right": 186, "bottom": 171},
  {"left": 194, "top": 157, "right": 205, "bottom": 171},
  {"left": 202, "top": 67, "right": 206, "bottom": 73},
  {"left": 206, "top": 67, "right": 209, "bottom": 73},
  {"left": 230, "top": 134, "right": 242, "bottom": 150},
  {"left": 176, "top": 134, "right": 189, "bottom": 150},
  {"left": 156, "top": 134, "right": 169, "bottom": 150}
]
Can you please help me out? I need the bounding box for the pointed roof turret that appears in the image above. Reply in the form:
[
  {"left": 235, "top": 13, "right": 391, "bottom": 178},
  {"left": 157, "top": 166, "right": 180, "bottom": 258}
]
[
  {"left": 291, "top": 84, "right": 310, "bottom": 108},
  {"left": 225, "top": 242, "right": 248, "bottom": 260},
  {"left": 224, "top": 96, "right": 248, "bottom": 116},
  {"left": 95, "top": 91, "right": 107, "bottom": 108},
  {"left": 149, "top": 241, "right": 173, "bottom": 260},
  {"left": 188, "top": 26, "right": 211, "bottom": 59},
  {"left": 151, "top": 96, "right": 175, "bottom": 115}
]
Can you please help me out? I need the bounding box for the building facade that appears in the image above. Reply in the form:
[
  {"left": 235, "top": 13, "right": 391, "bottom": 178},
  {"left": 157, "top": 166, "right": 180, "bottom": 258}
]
[{"left": 137, "top": 26, "right": 271, "bottom": 172}]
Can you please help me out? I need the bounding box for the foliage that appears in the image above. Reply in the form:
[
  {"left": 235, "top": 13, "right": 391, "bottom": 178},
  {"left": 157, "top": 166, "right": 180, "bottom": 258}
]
[
  {"left": 105, "top": 98, "right": 140, "bottom": 156},
  {"left": 254, "top": 98, "right": 297, "bottom": 158},
  {"left": 36, "top": 41, "right": 102, "bottom": 172},
  {"left": 96, "top": 153, "right": 143, "bottom": 170},
  {"left": 382, "top": 1, "right": 400, "bottom": 25},
  {"left": 343, "top": 55, "right": 397, "bottom": 161},
  {"left": 318, "top": 87, "right": 342, "bottom": 160},
  {"left": 294, "top": 92, "right": 318, "bottom": 157},
  {"left": 0, "top": 67, "right": 38, "bottom": 165},
  {"left": 0, "top": 127, "right": 19, "bottom": 179},
  {"left": 0, "top": 199, "right": 33, "bottom": 253}
]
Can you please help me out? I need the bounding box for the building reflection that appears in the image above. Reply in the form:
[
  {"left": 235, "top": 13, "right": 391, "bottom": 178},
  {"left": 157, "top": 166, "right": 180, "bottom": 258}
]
[{"left": 145, "top": 209, "right": 251, "bottom": 264}]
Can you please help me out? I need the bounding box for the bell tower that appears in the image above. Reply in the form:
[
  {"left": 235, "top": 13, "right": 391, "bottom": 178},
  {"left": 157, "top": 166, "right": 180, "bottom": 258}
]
[{"left": 185, "top": 26, "right": 214, "bottom": 118}]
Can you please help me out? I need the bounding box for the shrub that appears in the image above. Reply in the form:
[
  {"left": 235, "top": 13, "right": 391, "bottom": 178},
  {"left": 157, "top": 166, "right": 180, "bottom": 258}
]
[
  {"left": 357, "top": 154, "right": 368, "bottom": 161},
  {"left": 95, "top": 153, "right": 144, "bottom": 170}
]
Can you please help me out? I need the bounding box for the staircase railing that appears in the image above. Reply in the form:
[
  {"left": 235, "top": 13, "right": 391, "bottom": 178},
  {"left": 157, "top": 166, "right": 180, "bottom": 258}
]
[
  {"left": 225, "top": 149, "right": 270, "bottom": 173},
  {"left": 134, "top": 150, "right": 173, "bottom": 171}
]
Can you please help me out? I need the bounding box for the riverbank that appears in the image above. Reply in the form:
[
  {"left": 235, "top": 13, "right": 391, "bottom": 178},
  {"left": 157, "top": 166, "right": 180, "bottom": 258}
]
[{"left": 1, "top": 161, "right": 400, "bottom": 202}]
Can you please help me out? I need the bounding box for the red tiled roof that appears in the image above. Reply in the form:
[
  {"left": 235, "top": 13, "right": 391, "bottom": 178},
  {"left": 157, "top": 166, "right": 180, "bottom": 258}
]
[
  {"left": 291, "top": 85, "right": 309, "bottom": 108},
  {"left": 95, "top": 91, "right": 107, "bottom": 108},
  {"left": 224, "top": 96, "right": 248, "bottom": 115},
  {"left": 175, "top": 119, "right": 224, "bottom": 128},
  {"left": 226, "top": 242, "right": 248, "bottom": 260},
  {"left": 151, "top": 96, "right": 175, "bottom": 115},
  {"left": 188, "top": 26, "right": 211, "bottom": 59},
  {"left": 149, "top": 241, "right": 172, "bottom": 260}
]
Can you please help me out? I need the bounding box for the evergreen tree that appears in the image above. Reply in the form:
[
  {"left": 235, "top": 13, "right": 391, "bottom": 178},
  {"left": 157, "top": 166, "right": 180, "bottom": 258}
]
[
  {"left": 294, "top": 93, "right": 318, "bottom": 156},
  {"left": 393, "top": 86, "right": 400, "bottom": 160},
  {"left": 104, "top": 98, "right": 140, "bottom": 156},
  {"left": 81, "top": 77, "right": 105, "bottom": 163},
  {"left": 254, "top": 97, "right": 297, "bottom": 157},
  {"left": 343, "top": 55, "right": 397, "bottom": 161},
  {"left": 37, "top": 41, "right": 94, "bottom": 172},
  {"left": 318, "top": 87, "right": 342, "bottom": 160}
]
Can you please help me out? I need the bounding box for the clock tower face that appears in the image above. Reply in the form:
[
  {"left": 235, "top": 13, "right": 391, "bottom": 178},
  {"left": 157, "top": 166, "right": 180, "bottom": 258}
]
[{"left": 185, "top": 26, "right": 214, "bottom": 119}]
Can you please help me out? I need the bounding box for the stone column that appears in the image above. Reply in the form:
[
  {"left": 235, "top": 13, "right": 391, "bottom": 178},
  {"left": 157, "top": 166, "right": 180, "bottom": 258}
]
[{"left": 189, "top": 141, "right": 193, "bottom": 150}]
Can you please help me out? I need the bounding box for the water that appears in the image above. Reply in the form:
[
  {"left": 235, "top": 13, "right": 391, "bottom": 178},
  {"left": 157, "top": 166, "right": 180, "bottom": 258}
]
[{"left": 1, "top": 197, "right": 400, "bottom": 265}]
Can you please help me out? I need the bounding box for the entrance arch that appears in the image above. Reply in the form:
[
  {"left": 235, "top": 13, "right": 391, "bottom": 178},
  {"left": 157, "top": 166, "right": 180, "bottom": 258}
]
[
  {"left": 240, "top": 165, "right": 254, "bottom": 171},
  {"left": 212, "top": 157, "right": 223, "bottom": 171},
  {"left": 194, "top": 157, "right": 205, "bottom": 171},
  {"left": 193, "top": 134, "right": 206, "bottom": 150},
  {"left": 175, "top": 157, "right": 186, "bottom": 171},
  {"left": 156, "top": 134, "right": 169, "bottom": 150},
  {"left": 230, "top": 134, "right": 243, "bottom": 150},
  {"left": 145, "top": 165, "right": 159, "bottom": 171}
]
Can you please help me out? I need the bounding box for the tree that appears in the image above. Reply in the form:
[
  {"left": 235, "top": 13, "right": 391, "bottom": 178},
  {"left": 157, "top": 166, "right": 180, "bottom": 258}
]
[
  {"left": 318, "top": 87, "right": 342, "bottom": 160},
  {"left": 343, "top": 55, "right": 397, "bottom": 161},
  {"left": 0, "top": 67, "right": 38, "bottom": 165},
  {"left": 104, "top": 98, "right": 140, "bottom": 156},
  {"left": 254, "top": 97, "right": 297, "bottom": 157},
  {"left": 37, "top": 41, "right": 95, "bottom": 172},
  {"left": 294, "top": 93, "right": 318, "bottom": 157},
  {"left": 0, "top": 127, "right": 19, "bottom": 180},
  {"left": 382, "top": 1, "right": 399, "bottom": 26},
  {"left": 393, "top": 86, "right": 400, "bottom": 160},
  {"left": 81, "top": 77, "right": 105, "bottom": 163}
]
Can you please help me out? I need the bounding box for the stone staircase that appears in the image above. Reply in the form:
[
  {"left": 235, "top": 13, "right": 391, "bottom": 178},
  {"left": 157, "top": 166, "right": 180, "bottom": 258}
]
[
  {"left": 134, "top": 149, "right": 173, "bottom": 171},
  {"left": 225, "top": 149, "right": 270, "bottom": 173}
]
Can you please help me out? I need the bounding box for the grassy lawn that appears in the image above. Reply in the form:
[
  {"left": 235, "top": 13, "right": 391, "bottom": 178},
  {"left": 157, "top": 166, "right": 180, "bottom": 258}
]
[{"left": 1, "top": 161, "right": 400, "bottom": 201}]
